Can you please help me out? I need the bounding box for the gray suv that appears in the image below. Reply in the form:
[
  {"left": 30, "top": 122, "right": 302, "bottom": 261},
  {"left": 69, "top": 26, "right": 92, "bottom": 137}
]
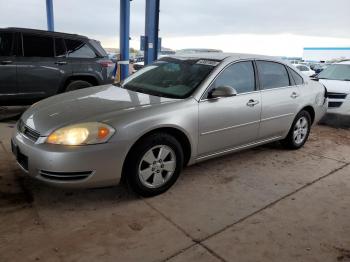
[{"left": 0, "top": 28, "right": 115, "bottom": 105}]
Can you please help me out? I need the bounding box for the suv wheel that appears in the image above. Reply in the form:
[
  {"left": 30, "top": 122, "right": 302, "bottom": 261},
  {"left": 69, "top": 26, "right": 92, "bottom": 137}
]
[
  {"left": 65, "top": 80, "right": 93, "bottom": 92},
  {"left": 124, "top": 133, "right": 184, "bottom": 197},
  {"left": 282, "top": 110, "right": 311, "bottom": 149}
]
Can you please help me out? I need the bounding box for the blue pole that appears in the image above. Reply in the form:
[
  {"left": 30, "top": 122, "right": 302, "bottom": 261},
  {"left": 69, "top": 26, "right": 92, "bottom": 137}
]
[
  {"left": 46, "top": 0, "right": 54, "bottom": 31},
  {"left": 120, "top": 0, "right": 130, "bottom": 81},
  {"left": 144, "top": 0, "right": 160, "bottom": 65}
]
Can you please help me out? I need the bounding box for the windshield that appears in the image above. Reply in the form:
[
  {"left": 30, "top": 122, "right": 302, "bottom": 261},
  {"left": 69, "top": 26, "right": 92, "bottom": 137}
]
[
  {"left": 118, "top": 57, "right": 219, "bottom": 99},
  {"left": 318, "top": 64, "right": 350, "bottom": 81}
]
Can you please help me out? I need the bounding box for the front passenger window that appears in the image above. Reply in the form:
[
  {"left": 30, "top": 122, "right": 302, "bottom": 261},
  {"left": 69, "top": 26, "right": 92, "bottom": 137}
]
[{"left": 213, "top": 61, "right": 255, "bottom": 94}]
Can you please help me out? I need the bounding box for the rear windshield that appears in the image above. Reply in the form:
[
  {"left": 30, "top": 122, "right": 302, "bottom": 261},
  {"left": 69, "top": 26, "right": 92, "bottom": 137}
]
[
  {"left": 89, "top": 40, "right": 107, "bottom": 57},
  {"left": 118, "top": 57, "right": 219, "bottom": 99}
]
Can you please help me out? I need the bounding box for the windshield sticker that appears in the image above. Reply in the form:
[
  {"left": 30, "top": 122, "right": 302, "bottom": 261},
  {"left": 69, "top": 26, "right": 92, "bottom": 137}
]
[{"left": 196, "top": 60, "right": 220, "bottom": 66}]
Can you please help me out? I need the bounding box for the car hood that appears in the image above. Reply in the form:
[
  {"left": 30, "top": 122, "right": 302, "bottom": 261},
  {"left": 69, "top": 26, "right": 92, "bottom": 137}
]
[
  {"left": 319, "top": 79, "right": 350, "bottom": 94},
  {"left": 21, "top": 85, "right": 178, "bottom": 136}
]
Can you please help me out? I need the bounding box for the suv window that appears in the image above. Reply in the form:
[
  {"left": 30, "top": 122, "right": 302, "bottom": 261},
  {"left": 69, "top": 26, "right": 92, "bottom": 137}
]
[
  {"left": 0, "top": 32, "right": 13, "bottom": 56},
  {"left": 23, "top": 34, "right": 54, "bottom": 57},
  {"left": 213, "top": 61, "right": 255, "bottom": 94},
  {"left": 65, "top": 39, "right": 96, "bottom": 58},
  {"left": 257, "top": 61, "right": 290, "bottom": 89},
  {"left": 289, "top": 68, "right": 304, "bottom": 85},
  {"left": 89, "top": 39, "right": 107, "bottom": 57},
  {"left": 55, "top": 38, "right": 66, "bottom": 57}
]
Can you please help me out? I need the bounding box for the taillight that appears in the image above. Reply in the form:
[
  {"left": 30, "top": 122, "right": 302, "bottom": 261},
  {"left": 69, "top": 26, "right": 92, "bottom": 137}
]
[{"left": 98, "top": 60, "right": 115, "bottom": 68}]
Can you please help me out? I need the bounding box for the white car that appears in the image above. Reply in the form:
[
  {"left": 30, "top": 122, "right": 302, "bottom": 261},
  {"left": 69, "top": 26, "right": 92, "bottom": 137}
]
[
  {"left": 295, "top": 64, "right": 315, "bottom": 77},
  {"left": 318, "top": 61, "right": 350, "bottom": 115}
]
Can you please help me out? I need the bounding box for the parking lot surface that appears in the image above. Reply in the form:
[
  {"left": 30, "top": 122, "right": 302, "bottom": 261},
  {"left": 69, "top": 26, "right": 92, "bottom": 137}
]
[{"left": 1, "top": 117, "right": 350, "bottom": 262}]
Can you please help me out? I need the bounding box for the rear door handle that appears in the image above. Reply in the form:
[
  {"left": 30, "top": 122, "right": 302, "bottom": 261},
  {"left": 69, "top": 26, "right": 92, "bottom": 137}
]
[
  {"left": 0, "top": 60, "right": 13, "bottom": 65},
  {"left": 291, "top": 92, "right": 299, "bottom": 99},
  {"left": 55, "top": 61, "right": 67, "bottom": 65},
  {"left": 247, "top": 99, "right": 259, "bottom": 107}
]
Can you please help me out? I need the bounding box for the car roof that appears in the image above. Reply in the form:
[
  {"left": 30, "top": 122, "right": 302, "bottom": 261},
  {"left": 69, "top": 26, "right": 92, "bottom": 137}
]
[
  {"left": 0, "top": 27, "right": 89, "bottom": 40},
  {"left": 169, "top": 52, "right": 285, "bottom": 62}
]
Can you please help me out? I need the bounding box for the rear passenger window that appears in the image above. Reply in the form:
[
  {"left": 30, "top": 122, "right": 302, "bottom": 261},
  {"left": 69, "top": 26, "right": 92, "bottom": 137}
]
[
  {"left": 55, "top": 38, "right": 66, "bottom": 57},
  {"left": 257, "top": 61, "right": 290, "bottom": 89},
  {"left": 23, "top": 34, "right": 54, "bottom": 57},
  {"left": 0, "top": 32, "right": 13, "bottom": 56},
  {"left": 289, "top": 68, "right": 304, "bottom": 85},
  {"left": 213, "top": 61, "right": 255, "bottom": 94},
  {"left": 65, "top": 39, "right": 96, "bottom": 58}
]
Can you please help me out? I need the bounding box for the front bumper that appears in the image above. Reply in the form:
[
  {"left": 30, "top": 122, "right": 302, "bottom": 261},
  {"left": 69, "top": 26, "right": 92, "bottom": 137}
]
[{"left": 11, "top": 128, "right": 128, "bottom": 188}]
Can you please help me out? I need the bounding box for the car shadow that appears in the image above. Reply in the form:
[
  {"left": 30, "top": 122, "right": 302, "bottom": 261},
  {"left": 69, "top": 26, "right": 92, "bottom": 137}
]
[{"left": 319, "top": 113, "right": 350, "bottom": 129}]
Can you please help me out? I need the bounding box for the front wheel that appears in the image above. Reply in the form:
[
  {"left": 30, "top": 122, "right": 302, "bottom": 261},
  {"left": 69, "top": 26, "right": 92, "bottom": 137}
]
[
  {"left": 124, "top": 133, "right": 184, "bottom": 197},
  {"left": 282, "top": 110, "right": 311, "bottom": 149},
  {"left": 65, "top": 80, "right": 93, "bottom": 92}
]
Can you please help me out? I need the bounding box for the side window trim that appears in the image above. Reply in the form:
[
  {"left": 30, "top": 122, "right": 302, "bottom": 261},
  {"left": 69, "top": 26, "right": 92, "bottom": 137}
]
[
  {"left": 200, "top": 59, "right": 257, "bottom": 101},
  {"left": 255, "top": 60, "right": 292, "bottom": 90}
]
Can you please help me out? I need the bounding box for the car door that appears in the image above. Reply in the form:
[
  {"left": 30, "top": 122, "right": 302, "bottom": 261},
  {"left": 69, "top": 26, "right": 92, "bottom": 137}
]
[
  {"left": 16, "top": 33, "right": 61, "bottom": 102},
  {"left": 0, "top": 31, "right": 17, "bottom": 100},
  {"left": 198, "top": 61, "right": 262, "bottom": 157},
  {"left": 256, "top": 60, "right": 300, "bottom": 140}
]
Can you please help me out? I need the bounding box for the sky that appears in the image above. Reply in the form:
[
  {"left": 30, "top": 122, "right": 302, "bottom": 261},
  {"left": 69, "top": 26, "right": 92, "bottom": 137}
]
[{"left": 0, "top": 0, "right": 350, "bottom": 57}]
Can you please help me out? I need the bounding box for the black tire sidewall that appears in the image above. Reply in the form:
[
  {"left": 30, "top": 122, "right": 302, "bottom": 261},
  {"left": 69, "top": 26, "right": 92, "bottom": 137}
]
[
  {"left": 125, "top": 133, "right": 184, "bottom": 197},
  {"left": 284, "top": 110, "right": 311, "bottom": 149},
  {"left": 65, "top": 80, "right": 92, "bottom": 92}
]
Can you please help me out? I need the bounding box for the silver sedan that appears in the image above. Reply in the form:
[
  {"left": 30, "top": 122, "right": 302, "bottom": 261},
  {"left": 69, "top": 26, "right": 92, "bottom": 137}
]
[{"left": 11, "top": 53, "right": 328, "bottom": 196}]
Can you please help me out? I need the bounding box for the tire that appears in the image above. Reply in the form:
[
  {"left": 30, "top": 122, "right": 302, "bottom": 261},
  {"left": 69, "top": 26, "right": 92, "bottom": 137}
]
[
  {"left": 65, "top": 80, "right": 93, "bottom": 92},
  {"left": 124, "top": 133, "right": 184, "bottom": 197},
  {"left": 282, "top": 110, "right": 311, "bottom": 150}
]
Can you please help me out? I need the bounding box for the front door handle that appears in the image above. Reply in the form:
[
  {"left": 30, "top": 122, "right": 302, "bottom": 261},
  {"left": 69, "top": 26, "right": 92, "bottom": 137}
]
[
  {"left": 291, "top": 92, "right": 299, "bottom": 99},
  {"left": 55, "top": 61, "right": 67, "bottom": 65},
  {"left": 247, "top": 99, "right": 259, "bottom": 107},
  {"left": 0, "top": 60, "right": 13, "bottom": 65}
]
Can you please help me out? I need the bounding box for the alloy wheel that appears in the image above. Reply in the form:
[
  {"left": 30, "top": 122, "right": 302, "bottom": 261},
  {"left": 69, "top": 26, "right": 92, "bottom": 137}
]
[
  {"left": 293, "top": 116, "right": 309, "bottom": 145},
  {"left": 138, "top": 145, "right": 176, "bottom": 188}
]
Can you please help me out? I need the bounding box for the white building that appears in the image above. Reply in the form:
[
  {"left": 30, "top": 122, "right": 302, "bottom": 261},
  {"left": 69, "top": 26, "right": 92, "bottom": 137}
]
[{"left": 303, "top": 47, "right": 350, "bottom": 62}]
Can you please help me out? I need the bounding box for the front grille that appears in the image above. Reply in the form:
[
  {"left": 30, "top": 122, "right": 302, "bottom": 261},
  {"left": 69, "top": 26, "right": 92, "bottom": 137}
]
[
  {"left": 327, "top": 92, "right": 348, "bottom": 99},
  {"left": 18, "top": 120, "right": 40, "bottom": 142},
  {"left": 39, "top": 170, "right": 93, "bottom": 181},
  {"left": 328, "top": 101, "right": 343, "bottom": 108}
]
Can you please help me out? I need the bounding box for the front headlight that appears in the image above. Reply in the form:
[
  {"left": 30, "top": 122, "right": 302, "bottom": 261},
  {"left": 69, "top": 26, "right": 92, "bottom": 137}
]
[{"left": 46, "top": 122, "right": 115, "bottom": 145}]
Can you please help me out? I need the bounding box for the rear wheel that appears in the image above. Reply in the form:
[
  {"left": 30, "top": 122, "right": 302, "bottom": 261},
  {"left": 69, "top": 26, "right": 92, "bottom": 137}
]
[
  {"left": 282, "top": 110, "right": 311, "bottom": 149},
  {"left": 65, "top": 80, "right": 93, "bottom": 92},
  {"left": 124, "top": 133, "right": 184, "bottom": 197}
]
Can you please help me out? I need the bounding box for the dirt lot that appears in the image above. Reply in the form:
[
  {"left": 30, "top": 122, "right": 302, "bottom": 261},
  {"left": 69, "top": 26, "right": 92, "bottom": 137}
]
[{"left": 0, "top": 111, "right": 350, "bottom": 262}]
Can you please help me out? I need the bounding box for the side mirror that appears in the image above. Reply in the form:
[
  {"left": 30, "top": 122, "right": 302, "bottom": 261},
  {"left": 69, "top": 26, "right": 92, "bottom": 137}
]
[{"left": 209, "top": 85, "right": 237, "bottom": 99}]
